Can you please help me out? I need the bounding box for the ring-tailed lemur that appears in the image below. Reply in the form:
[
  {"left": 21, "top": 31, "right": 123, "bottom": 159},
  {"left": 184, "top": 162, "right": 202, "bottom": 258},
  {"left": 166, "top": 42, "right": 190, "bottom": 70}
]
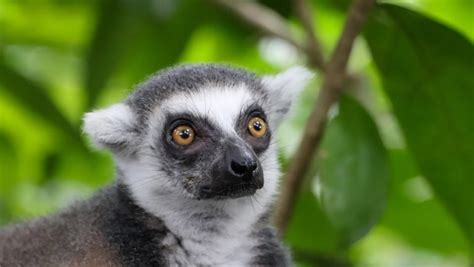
[{"left": 0, "top": 64, "right": 313, "bottom": 266}]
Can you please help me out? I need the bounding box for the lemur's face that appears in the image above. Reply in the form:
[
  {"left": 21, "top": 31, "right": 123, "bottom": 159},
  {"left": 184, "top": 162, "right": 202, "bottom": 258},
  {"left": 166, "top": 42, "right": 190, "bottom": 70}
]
[
  {"left": 151, "top": 85, "right": 270, "bottom": 199},
  {"left": 84, "top": 65, "right": 312, "bottom": 203}
]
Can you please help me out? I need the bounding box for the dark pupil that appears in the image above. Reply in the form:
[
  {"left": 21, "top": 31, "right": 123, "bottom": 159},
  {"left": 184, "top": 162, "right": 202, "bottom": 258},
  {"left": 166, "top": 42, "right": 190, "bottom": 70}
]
[
  {"left": 179, "top": 129, "right": 190, "bottom": 139},
  {"left": 253, "top": 121, "right": 262, "bottom": 131}
]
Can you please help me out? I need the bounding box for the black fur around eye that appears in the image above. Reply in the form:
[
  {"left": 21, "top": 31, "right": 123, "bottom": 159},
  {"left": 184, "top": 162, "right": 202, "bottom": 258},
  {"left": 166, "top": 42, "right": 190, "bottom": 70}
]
[
  {"left": 162, "top": 115, "right": 218, "bottom": 157},
  {"left": 235, "top": 107, "right": 271, "bottom": 155}
]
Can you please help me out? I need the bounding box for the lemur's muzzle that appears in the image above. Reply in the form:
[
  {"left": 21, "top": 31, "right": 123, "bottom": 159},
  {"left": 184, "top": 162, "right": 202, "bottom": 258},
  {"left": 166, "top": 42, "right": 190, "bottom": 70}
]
[{"left": 200, "top": 142, "right": 264, "bottom": 199}]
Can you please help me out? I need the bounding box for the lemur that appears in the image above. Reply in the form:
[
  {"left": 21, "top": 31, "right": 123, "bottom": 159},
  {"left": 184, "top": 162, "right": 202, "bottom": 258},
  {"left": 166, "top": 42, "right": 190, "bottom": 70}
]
[{"left": 0, "top": 64, "right": 313, "bottom": 266}]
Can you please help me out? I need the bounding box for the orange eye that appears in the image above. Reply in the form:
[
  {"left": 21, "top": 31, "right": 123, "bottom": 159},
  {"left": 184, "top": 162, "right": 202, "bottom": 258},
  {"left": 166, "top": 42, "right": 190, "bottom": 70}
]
[
  {"left": 248, "top": 117, "right": 267, "bottom": 138},
  {"left": 171, "top": 125, "right": 195, "bottom": 146}
]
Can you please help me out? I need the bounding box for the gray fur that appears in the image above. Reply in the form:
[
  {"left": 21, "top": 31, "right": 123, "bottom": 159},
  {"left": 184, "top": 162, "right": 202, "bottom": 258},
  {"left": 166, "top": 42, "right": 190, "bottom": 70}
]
[
  {"left": 126, "top": 64, "right": 266, "bottom": 127},
  {"left": 0, "top": 183, "right": 288, "bottom": 266}
]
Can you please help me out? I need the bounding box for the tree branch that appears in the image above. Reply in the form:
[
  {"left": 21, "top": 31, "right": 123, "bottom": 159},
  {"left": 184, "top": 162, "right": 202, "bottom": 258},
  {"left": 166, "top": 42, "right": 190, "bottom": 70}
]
[
  {"left": 211, "top": 0, "right": 375, "bottom": 234},
  {"left": 212, "top": 0, "right": 328, "bottom": 71},
  {"left": 273, "top": 0, "right": 376, "bottom": 234},
  {"left": 294, "top": 0, "right": 326, "bottom": 70},
  {"left": 213, "top": 0, "right": 306, "bottom": 52}
]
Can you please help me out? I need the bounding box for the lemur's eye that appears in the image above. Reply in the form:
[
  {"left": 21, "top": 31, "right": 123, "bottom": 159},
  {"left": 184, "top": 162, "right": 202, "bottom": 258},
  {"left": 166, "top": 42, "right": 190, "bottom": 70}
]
[
  {"left": 248, "top": 117, "right": 267, "bottom": 138},
  {"left": 172, "top": 125, "right": 195, "bottom": 146}
]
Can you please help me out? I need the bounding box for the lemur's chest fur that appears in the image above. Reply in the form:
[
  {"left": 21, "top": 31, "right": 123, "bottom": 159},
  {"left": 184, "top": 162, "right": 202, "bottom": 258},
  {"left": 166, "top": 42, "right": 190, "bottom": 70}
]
[
  {"left": 104, "top": 184, "right": 269, "bottom": 266},
  {"left": 153, "top": 199, "right": 264, "bottom": 266},
  {"left": 161, "top": 229, "right": 253, "bottom": 266}
]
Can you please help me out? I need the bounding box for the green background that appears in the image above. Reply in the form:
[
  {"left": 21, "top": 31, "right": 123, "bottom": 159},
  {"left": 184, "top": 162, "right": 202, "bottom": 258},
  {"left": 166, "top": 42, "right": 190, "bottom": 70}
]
[{"left": 0, "top": 0, "right": 472, "bottom": 266}]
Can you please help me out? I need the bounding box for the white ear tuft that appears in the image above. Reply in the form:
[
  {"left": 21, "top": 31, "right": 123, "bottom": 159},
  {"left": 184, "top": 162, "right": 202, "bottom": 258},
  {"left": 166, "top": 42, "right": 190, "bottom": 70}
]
[
  {"left": 83, "top": 103, "right": 138, "bottom": 152},
  {"left": 262, "top": 66, "right": 315, "bottom": 127}
]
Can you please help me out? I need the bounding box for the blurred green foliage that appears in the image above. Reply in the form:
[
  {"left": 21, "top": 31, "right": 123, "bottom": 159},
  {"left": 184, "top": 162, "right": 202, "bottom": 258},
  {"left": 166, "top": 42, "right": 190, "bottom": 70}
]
[
  {"left": 0, "top": 0, "right": 472, "bottom": 266},
  {"left": 366, "top": 3, "right": 474, "bottom": 244}
]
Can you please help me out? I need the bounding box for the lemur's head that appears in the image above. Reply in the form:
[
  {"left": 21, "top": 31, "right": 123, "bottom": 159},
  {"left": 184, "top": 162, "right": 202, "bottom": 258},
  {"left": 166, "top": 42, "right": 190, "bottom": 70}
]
[{"left": 84, "top": 64, "right": 312, "bottom": 206}]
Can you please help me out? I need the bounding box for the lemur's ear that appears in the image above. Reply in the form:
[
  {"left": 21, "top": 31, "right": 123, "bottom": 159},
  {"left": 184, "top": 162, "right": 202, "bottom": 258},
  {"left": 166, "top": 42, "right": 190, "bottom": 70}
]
[
  {"left": 261, "top": 66, "right": 314, "bottom": 128},
  {"left": 83, "top": 103, "right": 139, "bottom": 153}
]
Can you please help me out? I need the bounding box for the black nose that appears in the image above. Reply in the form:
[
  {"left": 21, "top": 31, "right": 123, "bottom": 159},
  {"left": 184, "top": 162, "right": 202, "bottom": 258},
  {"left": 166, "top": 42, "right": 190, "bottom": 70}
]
[
  {"left": 224, "top": 143, "right": 261, "bottom": 182},
  {"left": 230, "top": 159, "right": 258, "bottom": 178},
  {"left": 202, "top": 141, "right": 264, "bottom": 199}
]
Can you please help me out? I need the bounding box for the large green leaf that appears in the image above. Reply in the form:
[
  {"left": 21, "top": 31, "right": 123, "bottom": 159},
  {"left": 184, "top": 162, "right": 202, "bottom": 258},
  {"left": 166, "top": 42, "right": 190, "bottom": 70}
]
[
  {"left": 319, "top": 95, "right": 390, "bottom": 248},
  {"left": 83, "top": 0, "right": 126, "bottom": 108},
  {"left": 364, "top": 4, "right": 474, "bottom": 245},
  {"left": 84, "top": 0, "right": 205, "bottom": 109},
  {"left": 0, "top": 61, "right": 82, "bottom": 146},
  {"left": 286, "top": 191, "right": 339, "bottom": 255},
  {"left": 382, "top": 149, "right": 469, "bottom": 254}
]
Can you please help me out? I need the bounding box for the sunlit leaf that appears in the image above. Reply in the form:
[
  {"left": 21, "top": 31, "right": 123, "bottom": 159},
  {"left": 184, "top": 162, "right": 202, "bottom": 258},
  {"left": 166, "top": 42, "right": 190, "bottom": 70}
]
[
  {"left": 0, "top": 61, "right": 82, "bottom": 146},
  {"left": 0, "top": 1, "right": 92, "bottom": 48},
  {"left": 381, "top": 149, "right": 470, "bottom": 254},
  {"left": 319, "top": 95, "right": 390, "bottom": 248},
  {"left": 365, "top": 4, "right": 474, "bottom": 245}
]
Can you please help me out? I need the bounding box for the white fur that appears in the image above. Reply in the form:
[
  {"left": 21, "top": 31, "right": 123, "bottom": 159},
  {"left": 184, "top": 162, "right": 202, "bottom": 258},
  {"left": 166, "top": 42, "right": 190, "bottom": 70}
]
[
  {"left": 159, "top": 84, "right": 254, "bottom": 134},
  {"left": 82, "top": 103, "right": 137, "bottom": 150},
  {"left": 262, "top": 66, "right": 314, "bottom": 128}
]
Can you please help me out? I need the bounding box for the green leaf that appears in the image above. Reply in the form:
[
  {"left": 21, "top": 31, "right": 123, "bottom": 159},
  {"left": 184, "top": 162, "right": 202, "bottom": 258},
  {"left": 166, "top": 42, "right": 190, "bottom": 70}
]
[
  {"left": 382, "top": 149, "right": 469, "bottom": 254},
  {"left": 286, "top": 191, "right": 340, "bottom": 255},
  {"left": 364, "top": 4, "right": 474, "bottom": 245},
  {"left": 0, "top": 132, "right": 17, "bottom": 192},
  {"left": 0, "top": 132, "right": 17, "bottom": 224},
  {"left": 318, "top": 95, "right": 390, "bottom": 248},
  {"left": 84, "top": 0, "right": 201, "bottom": 109},
  {"left": 83, "top": 0, "right": 125, "bottom": 109},
  {"left": 0, "top": 61, "right": 82, "bottom": 146}
]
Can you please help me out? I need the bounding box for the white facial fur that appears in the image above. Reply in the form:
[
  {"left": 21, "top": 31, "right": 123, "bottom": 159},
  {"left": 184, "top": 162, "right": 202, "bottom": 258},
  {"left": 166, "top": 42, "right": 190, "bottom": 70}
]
[
  {"left": 159, "top": 83, "right": 254, "bottom": 133},
  {"left": 262, "top": 66, "right": 314, "bottom": 128},
  {"left": 83, "top": 103, "right": 139, "bottom": 151},
  {"left": 83, "top": 66, "right": 313, "bottom": 265}
]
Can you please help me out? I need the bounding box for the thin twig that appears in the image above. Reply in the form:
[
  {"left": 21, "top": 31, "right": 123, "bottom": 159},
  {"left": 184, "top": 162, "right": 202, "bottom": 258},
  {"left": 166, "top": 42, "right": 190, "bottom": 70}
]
[
  {"left": 273, "top": 0, "right": 376, "bottom": 234},
  {"left": 294, "top": 0, "right": 326, "bottom": 70},
  {"left": 212, "top": 0, "right": 307, "bottom": 57}
]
